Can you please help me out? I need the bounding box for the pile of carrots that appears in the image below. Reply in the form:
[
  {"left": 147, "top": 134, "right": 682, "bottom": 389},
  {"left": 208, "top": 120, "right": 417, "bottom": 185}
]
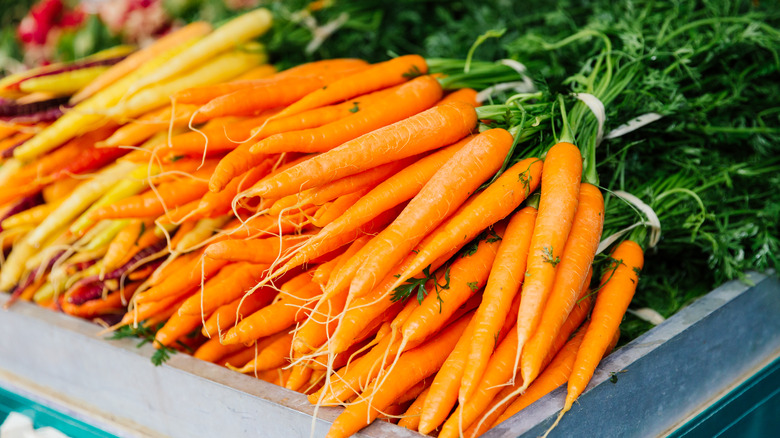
[{"left": 0, "top": 8, "right": 656, "bottom": 438}]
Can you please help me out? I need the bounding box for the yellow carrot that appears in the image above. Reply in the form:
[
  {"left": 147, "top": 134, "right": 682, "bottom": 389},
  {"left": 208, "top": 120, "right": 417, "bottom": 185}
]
[
  {"left": 0, "top": 161, "right": 136, "bottom": 290},
  {"left": 69, "top": 163, "right": 161, "bottom": 235},
  {"left": 13, "top": 38, "right": 199, "bottom": 162},
  {"left": 83, "top": 219, "right": 129, "bottom": 251},
  {"left": 174, "top": 216, "right": 231, "bottom": 253},
  {"left": 71, "top": 22, "right": 213, "bottom": 104},
  {"left": 1, "top": 202, "right": 59, "bottom": 230},
  {"left": 19, "top": 66, "right": 110, "bottom": 95},
  {"left": 108, "top": 48, "right": 267, "bottom": 120},
  {"left": 125, "top": 8, "right": 273, "bottom": 95}
]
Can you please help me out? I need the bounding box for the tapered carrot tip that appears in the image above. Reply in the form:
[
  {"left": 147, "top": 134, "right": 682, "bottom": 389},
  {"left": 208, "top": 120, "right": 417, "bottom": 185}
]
[{"left": 542, "top": 408, "right": 569, "bottom": 438}]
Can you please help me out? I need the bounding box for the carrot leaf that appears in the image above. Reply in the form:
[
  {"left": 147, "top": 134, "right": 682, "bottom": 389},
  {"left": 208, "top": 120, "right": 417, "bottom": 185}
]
[
  {"left": 107, "top": 322, "right": 177, "bottom": 366},
  {"left": 391, "top": 264, "right": 450, "bottom": 305},
  {"left": 542, "top": 246, "right": 561, "bottom": 267}
]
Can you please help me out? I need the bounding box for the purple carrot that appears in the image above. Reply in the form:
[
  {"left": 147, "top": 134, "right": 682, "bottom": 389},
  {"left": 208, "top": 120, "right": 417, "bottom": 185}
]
[
  {"left": 1, "top": 136, "right": 28, "bottom": 158},
  {"left": 66, "top": 282, "right": 106, "bottom": 306},
  {"left": 0, "top": 96, "right": 69, "bottom": 118},
  {"left": 69, "top": 240, "right": 168, "bottom": 291},
  {"left": 65, "top": 258, "right": 99, "bottom": 274},
  {"left": 3, "top": 247, "right": 66, "bottom": 307},
  {"left": 1, "top": 105, "right": 67, "bottom": 124},
  {"left": 93, "top": 313, "right": 124, "bottom": 327},
  {"left": 0, "top": 192, "right": 43, "bottom": 231},
  {"left": 105, "top": 239, "right": 168, "bottom": 280}
]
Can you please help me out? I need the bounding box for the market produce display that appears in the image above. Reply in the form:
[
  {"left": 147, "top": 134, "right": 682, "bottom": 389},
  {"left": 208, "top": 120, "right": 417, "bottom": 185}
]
[{"left": 1, "top": 1, "right": 778, "bottom": 437}]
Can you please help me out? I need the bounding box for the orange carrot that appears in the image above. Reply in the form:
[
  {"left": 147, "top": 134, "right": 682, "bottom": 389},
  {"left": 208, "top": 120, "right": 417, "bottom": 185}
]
[
  {"left": 120, "top": 289, "right": 192, "bottom": 326},
  {"left": 400, "top": 223, "right": 505, "bottom": 349},
  {"left": 193, "top": 66, "right": 368, "bottom": 122},
  {"left": 175, "top": 59, "right": 367, "bottom": 105},
  {"left": 147, "top": 252, "right": 196, "bottom": 287},
  {"left": 520, "top": 183, "right": 604, "bottom": 389},
  {"left": 245, "top": 101, "right": 478, "bottom": 199},
  {"left": 549, "top": 240, "right": 644, "bottom": 431},
  {"left": 220, "top": 345, "right": 258, "bottom": 369},
  {"left": 306, "top": 335, "right": 376, "bottom": 372},
  {"left": 346, "top": 128, "right": 513, "bottom": 300},
  {"left": 274, "top": 138, "right": 471, "bottom": 276},
  {"left": 219, "top": 276, "right": 321, "bottom": 345},
  {"left": 134, "top": 255, "right": 228, "bottom": 303},
  {"left": 248, "top": 79, "right": 415, "bottom": 140},
  {"left": 494, "top": 322, "right": 594, "bottom": 427},
  {"left": 273, "top": 55, "right": 428, "bottom": 121},
  {"left": 389, "top": 157, "right": 542, "bottom": 298},
  {"left": 201, "top": 288, "right": 277, "bottom": 338},
  {"left": 291, "top": 287, "right": 349, "bottom": 354},
  {"left": 327, "top": 295, "right": 483, "bottom": 412},
  {"left": 193, "top": 336, "right": 245, "bottom": 363},
  {"left": 221, "top": 329, "right": 292, "bottom": 369},
  {"left": 158, "top": 113, "right": 275, "bottom": 158},
  {"left": 286, "top": 364, "right": 315, "bottom": 392},
  {"left": 313, "top": 328, "right": 414, "bottom": 405},
  {"left": 209, "top": 92, "right": 398, "bottom": 192},
  {"left": 305, "top": 157, "right": 416, "bottom": 207},
  {"left": 324, "top": 312, "right": 471, "bottom": 438},
  {"left": 191, "top": 157, "right": 274, "bottom": 220},
  {"left": 397, "top": 385, "right": 431, "bottom": 431},
  {"left": 417, "top": 310, "right": 481, "bottom": 434},
  {"left": 459, "top": 206, "right": 537, "bottom": 403},
  {"left": 420, "top": 292, "right": 519, "bottom": 434},
  {"left": 311, "top": 253, "right": 344, "bottom": 287},
  {"left": 310, "top": 189, "right": 366, "bottom": 228},
  {"left": 514, "top": 142, "right": 582, "bottom": 373},
  {"left": 394, "top": 377, "right": 431, "bottom": 406},
  {"left": 233, "top": 330, "right": 295, "bottom": 374},
  {"left": 172, "top": 64, "right": 276, "bottom": 104},
  {"left": 464, "top": 284, "right": 595, "bottom": 437},
  {"left": 203, "top": 234, "right": 310, "bottom": 264},
  {"left": 437, "top": 282, "right": 593, "bottom": 438},
  {"left": 290, "top": 237, "right": 371, "bottom": 353},
  {"left": 154, "top": 308, "right": 207, "bottom": 348},
  {"left": 101, "top": 104, "right": 199, "bottom": 148},
  {"left": 325, "top": 242, "right": 460, "bottom": 356},
  {"left": 439, "top": 88, "right": 480, "bottom": 107},
  {"left": 178, "top": 261, "right": 271, "bottom": 317},
  {"left": 264, "top": 204, "right": 403, "bottom": 285},
  {"left": 89, "top": 162, "right": 216, "bottom": 220},
  {"left": 157, "top": 199, "right": 200, "bottom": 225},
  {"left": 250, "top": 75, "right": 443, "bottom": 154},
  {"left": 221, "top": 205, "right": 317, "bottom": 241}
]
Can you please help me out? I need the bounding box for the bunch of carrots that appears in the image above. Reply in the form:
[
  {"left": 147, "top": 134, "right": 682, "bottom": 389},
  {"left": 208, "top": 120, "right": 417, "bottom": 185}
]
[{"left": 0, "top": 7, "right": 670, "bottom": 438}]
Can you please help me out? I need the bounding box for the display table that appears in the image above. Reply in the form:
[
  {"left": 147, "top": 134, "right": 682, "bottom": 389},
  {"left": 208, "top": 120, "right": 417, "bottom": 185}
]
[{"left": 1, "top": 272, "right": 778, "bottom": 438}]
